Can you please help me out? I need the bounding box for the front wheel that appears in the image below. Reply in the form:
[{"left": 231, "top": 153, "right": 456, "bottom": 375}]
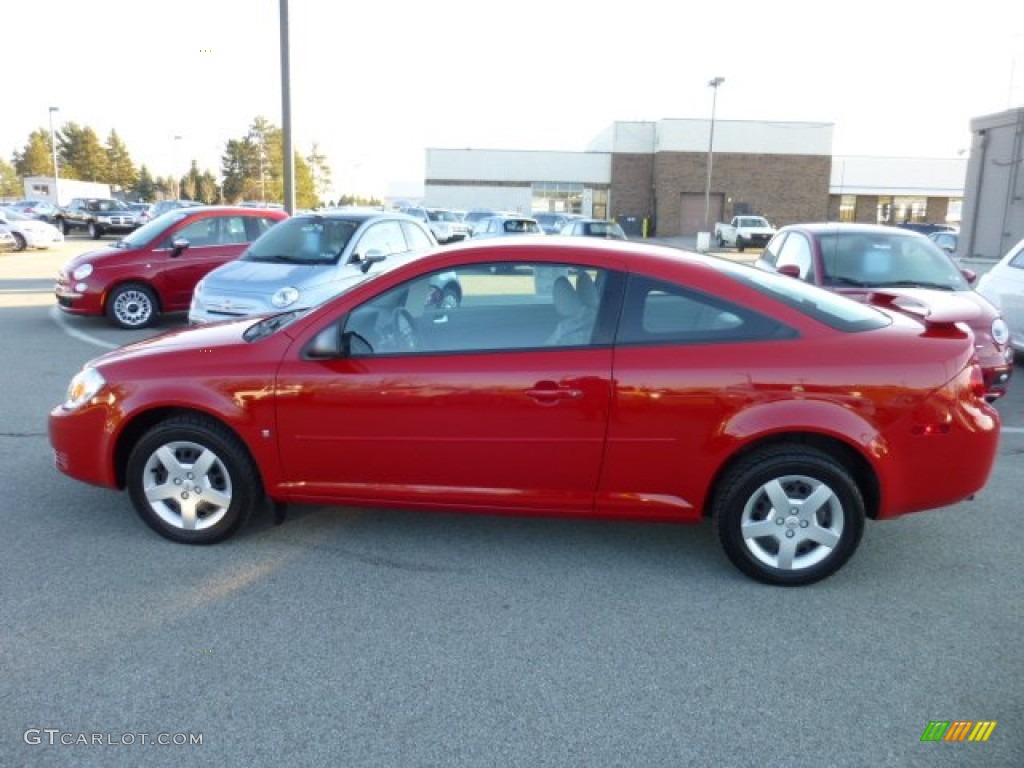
[
  {"left": 712, "top": 445, "right": 865, "bottom": 586},
  {"left": 11, "top": 232, "right": 27, "bottom": 252},
  {"left": 736, "top": 237, "right": 746, "bottom": 252},
  {"left": 126, "top": 415, "right": 261, "bottom": 544},
  {"left": 106, "top": 283, "right": 157, "bottom": 329}
]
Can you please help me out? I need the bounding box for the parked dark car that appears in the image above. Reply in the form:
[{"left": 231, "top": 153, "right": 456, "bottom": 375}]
[
  {"left": 533, "top": 211, "right": 581, "bottom": 235},
  {"left": 55, "top": 206, "right": 288, "bottom": 329},
  {"left": 755, "top": 222, "right": 1013, "bottom": 398},
  {"left": 928, "top": 230, "right": 958, "bottom": 254},
  {"left": 896, "top": 222, "right": 957, "bottom": 236},
  {"left": 53, "top": 198, "right": 140, "bottom": 239},
  {"left": 49, "top": 238, "right": 1000, "bottom": 586}
]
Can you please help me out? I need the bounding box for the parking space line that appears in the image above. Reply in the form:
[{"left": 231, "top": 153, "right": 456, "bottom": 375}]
[{"left": 49, "top": 306, "right": 118, "bottom": 350}]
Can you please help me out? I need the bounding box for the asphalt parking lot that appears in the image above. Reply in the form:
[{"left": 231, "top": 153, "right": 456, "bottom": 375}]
[{"left": 1, "top": 235, "right": 1022, "bottom": 767}]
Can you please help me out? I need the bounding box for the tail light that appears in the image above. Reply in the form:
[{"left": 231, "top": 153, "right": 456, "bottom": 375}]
[{"left": 967, "top": 362, "right": 987, "bottom": 401}]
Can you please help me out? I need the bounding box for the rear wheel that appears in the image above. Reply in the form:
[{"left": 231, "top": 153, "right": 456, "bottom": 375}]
[
  {"left": 88, "top": 221, "right": 101, "bottom": 239},
  {"left": 59, "top": 218, "right": 71, "bottom": 235},
  {"left": 126, "top": 415, "right": 259, "bottom": 544},
  {"left": 712, "top": 445, "right": 865, "bottom": 585},
  {"left": 106, "top": 283, "right": 157, "bottom": 329},
  {"left": 11, "top": 232, "right": 27, "bottom": 251}
]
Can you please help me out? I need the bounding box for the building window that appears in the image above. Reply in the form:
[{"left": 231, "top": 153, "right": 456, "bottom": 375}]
[
  {"left": 893, "top": 196, "right": 928, "bottom": 224},
  {"left": 839, "top": 195, "right": 856, "bottom": 223},
  {"left": 532, "top": 182, "right": 583, "bottom": 214}
]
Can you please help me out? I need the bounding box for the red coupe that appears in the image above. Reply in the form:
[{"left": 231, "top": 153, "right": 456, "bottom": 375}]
[{"left": 49, "top": 238, "right": 1000, "bottom": 585}]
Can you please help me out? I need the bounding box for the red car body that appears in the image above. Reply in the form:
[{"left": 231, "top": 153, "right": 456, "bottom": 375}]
[
  {"left": 55, "top": 205, "right": 288, "bottom": 328},
  {"left": 49, "top": 239, "right": 1000, "bottom": 584},
  {"left": 755, "top": 222, "right": 1014, "bottom": 399}
]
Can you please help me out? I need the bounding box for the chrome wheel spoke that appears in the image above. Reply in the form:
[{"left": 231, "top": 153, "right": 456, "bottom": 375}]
[
  {"left": 763, "top": 479, "right": 792, "bottom": 515},
  {"left": 776, "top": 536, "right": 799, "bottom": 570},
  {"left": 805, "top": 524, "right": 841, "bottom": 549},
  {"left": 742, "top": 519, "right": 780, "bottom": 540}
]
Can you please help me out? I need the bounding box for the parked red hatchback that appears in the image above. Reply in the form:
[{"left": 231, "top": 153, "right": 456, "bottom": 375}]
[
  {"left": 55, "top": 205, "right": 288, "bottom": 329},
  {"left": 755, "top": 222, "right": 1014, "bottom": 399},
  {"left": 49, "top": 239, "right": 1000, "bottom": 585}
]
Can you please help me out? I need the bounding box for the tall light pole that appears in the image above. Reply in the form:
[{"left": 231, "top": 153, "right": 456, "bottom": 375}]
[
  {"left": 703, "top": 77, "right": 724, "bottom": 233},
  {"left": 48, "top": 107, "right": 60, "bottom": 206},
  {"left": 172, "top": 135, "right": 183, "bottom": 199}
]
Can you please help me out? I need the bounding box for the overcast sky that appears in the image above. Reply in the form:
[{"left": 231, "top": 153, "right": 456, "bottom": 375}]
[{"left": 5, "top": 0, "right": 1023, "bottom": 199}]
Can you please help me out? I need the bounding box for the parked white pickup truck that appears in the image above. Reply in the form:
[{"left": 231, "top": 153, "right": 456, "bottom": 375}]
[{"left": 714, "top": 216, "right": 776, "bottom": 251}]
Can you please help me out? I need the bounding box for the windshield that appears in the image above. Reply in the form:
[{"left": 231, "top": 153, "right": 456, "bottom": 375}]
[
  {"left": 818, "top": 231, "right": 968, "bottom": 290},
  {"left": 244, "top": 216, "right": 359, "bottom": 265},
  {"left": 115, "top": 211, "right": 191, "bottom": 248}
]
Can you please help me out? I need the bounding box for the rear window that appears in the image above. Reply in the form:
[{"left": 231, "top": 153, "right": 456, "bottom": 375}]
[{"left": 716, "top": 260, "right": 890, "bottom": 332}]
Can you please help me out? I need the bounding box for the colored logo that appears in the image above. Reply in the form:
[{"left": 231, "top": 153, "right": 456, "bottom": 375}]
[{"left": 921, "top": 721, "right": 997, "bottom": 742}]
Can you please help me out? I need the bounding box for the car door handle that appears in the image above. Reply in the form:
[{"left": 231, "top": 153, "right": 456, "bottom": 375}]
[{"left": 525, "top": 385, "right": 583, "bottom": 402}]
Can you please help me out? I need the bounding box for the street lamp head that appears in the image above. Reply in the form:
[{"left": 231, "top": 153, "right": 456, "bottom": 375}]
[
  {"left": 708, "top": 77, "right": 725, "bottom": 88},
  {"left": 49, "top": 106, "right": 59, "bottom": 112}
]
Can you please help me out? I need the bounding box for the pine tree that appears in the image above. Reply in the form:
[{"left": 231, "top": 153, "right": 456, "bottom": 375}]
[{"left": 13, "top": 130, "right": 55, "bottom": 177}]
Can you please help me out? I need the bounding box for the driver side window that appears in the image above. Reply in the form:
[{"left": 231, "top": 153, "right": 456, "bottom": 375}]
[{"left": 776, "top": 233, "right": 815, "bottom": 282}]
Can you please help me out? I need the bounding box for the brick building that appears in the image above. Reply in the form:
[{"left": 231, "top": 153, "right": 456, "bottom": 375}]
[{"left": 422, "top": 119, "right": 965, "bottom": 238}]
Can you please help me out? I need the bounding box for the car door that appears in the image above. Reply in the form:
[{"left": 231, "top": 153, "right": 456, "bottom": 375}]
[
  {"left": 273, "top": 261, "right": 615, "bottom": 513},
  {"left": 598, "top": 274, "right": 798, "bottom": 520},
  {"left": 155, "top": 214, "right": 255, "bottom": 310}
]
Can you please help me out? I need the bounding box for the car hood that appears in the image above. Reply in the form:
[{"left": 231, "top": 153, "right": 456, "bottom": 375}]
[
  {"left": 92, "top": 318, "right": 258, "bottom": 368},
  {"left": 60, "top": 245, "right": 128, "bottom": 271},
  {"left": 203, "top": 259, "right": 350, "bottom": 294}
]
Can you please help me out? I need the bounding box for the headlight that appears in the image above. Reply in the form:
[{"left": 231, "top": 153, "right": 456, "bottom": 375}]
[
  {"left": 991, "top": 317, "right": 1010, "bottom": 346},
  {"left": 63, "top": 367, "right": 106, "bottom": 410},
  {"left": 272, "top": 286, "right": 300, "bottom": 308},
  {"left": 72, "top": 263, "right": 93, "bottom": 280}
]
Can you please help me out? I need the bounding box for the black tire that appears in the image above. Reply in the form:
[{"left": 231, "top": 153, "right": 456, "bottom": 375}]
[
  {"left": 58, "top": 218, "right": 71, "bottom": 235},
  {"left": 88, "top": 221, "right": 101, "bottom": 239},
  {"left": 716, "top": 235, "right": 725, "bottom": 247},
  {"left": 712, "top": 445, "right": 865, "bottom": 586},
  {"left": 126, "top": 414, "right": 260, "bottom": 544},
  {"left": 11, "top": 232, "right": 27, "bottom": 252},
  {"left": 736, "top": 237, "right": 746, "bottom": 252},
  {"left": 106, "top": 283, "right": 158, "bottom": 329}
]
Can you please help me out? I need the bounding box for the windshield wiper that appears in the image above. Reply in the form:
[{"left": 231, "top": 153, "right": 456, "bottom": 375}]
[
  {"left": 827, "top": 276, "right": 874, "bottom": 287},
  {"left": 870, "top": 280, "right": 956, "bottom": 291}
]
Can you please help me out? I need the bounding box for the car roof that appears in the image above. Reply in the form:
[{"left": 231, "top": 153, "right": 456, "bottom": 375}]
[
  {"left": 296, "top": 209, "right": 418, "bottom": 223},
  {"left": 778, "top": 222, "right": 930, "bottom": 238},
  {"left": 168, "top": 205, "right": 289, "bottom": 217}
]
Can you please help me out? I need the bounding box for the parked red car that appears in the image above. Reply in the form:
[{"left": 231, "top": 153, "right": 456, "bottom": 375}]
[
  {"left": 49, "top": 238, "right": 1000, "bottom": 585},
  {"left": 55, "top": 205, "right": 288, "bottom": 328},
  {"left": 755, "top": 222, "right": 1013, "bottom": 399}
]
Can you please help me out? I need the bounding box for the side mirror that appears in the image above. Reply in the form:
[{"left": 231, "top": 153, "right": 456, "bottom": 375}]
[
  {"left": 171, "top": 238, "right": 190, "bottom": 257},
  {"left": 961, "top": 267, "right": 977, "bottom": 285},
  {"left": 357, "top": 249, "right": 387, "bottom": 273},
  {"left": 777, "top": 264, "right": 801, "bottom": 279},
  {"left": 306, "top": 324, "right": 344, "bottom": 358}
]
